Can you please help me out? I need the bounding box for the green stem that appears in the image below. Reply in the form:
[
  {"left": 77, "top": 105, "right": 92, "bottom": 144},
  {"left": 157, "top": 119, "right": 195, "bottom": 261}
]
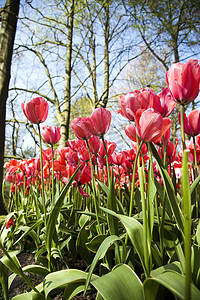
[
  {"left": 37, "top": 124, "right": 47, "bottom": 227},
  {"left": 101, "top": 136, "right": 110, "bottom": 183},
  {"left": 160, "top": 190, "right": 166, "bottom": 263},
  {"left": 193, "top": 136, "right": 198, "bottom": 175},
  {"left": 192, "top": 136, "right": 199, "bottom": 218},
  {"left": 2, "top": 179, "right": 9, "bottom": 213},
  {"left": 182, "top": 149, "right": 191, "bottom": 300},
  {"left": 138, "top": 166, "right": 150, "bottom": 278},
  {"left": 85, "top": 139, "right": 102, "bottom": 234},
  {"left": 124, "top": 139, "right": 144, "bottom": 249},
  {"left": 129, "top": 141, "right": 143, "bottom": 217},
  {"left": 180, "top": 105, "right": 186, "bottom": 150},
  {"left": 162, "top": 135, "right": 167, "bottom": 168},
  {"left": 51, "top": 144, "right": 55, "bottom": 206}
]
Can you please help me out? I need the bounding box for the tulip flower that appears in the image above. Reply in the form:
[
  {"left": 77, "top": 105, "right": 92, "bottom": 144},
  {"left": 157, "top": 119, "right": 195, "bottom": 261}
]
[
  {"left": 153, "top": 87, "right": 176, "bottom": 117},
  {"left": 166, "top": 59, "right": 200, "bottom": 105},
  {"left": 90, "top": 107, "right": 111, "bottom": 136},
  {"left": 88, "top": 136, "right": 101, "bottom": 154},
  {"left": 21, "top": 97, "right": 49, "bottom": 124},
  {"left": 5, "top": 217, "right": 14, "bottom": 229},
  {"left": 124, "top": 125, "right": 137, "bottom": 142},
  {"left": 134, "top": 109, "right": 172, "bottom": 143},
  {"left": 178, "top": 110, "right": 200, "bottom": 137},
  {"left": 41, "top": 125, "right": 61, "bottom": 145},
  {"left": 98, "top": 140, "right": 117, "bottom": 158},
  {"left": 70, "top": 117, "right": 97, "bottom": 140},
  {"left": 117, "top": 88, "right": 155, "bottom": 121},
  {"left": 112, "top": 151, "right": 126, "bottom": 165}
]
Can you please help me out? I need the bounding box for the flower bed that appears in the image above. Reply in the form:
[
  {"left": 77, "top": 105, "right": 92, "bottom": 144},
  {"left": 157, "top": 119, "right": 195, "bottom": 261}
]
[{"left": 1, "top": 59, "right": 200, "bottom": 299}]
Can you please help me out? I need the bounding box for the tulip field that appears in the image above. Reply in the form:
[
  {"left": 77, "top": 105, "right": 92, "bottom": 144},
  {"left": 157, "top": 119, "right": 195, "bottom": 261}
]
[{"left": 1, "top": 59, "right": 200, "bottom": 299}]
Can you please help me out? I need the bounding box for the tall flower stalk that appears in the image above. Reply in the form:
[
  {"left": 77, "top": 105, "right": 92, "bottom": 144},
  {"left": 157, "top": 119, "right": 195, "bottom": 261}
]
[
  {"left": 179, "top": 105, "right": 186, "bottom": 150},
  {"left": 37, "top": 124, "right": 47, "bottom": 227},
  {"left": 182, "top": 149, "right": 192, "bottom": 300},
  {"left": 85, "top": 139, "right": 102, "bottom": 234}
]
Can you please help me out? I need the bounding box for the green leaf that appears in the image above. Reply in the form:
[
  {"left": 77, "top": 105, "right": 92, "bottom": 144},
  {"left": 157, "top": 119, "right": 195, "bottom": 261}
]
[
  {"left": 13, "top": 219, "right": 43, "bottom": 246},
  {"left": 91, "top": 264, "right": 144, "bottom": 300},
  {"left": 14, "top": 224, "right": 41, "bottom": 247},
  {"left": 63, "top": 282, "right": 86, "bottom": 300},
  {"left": 150, "top": 143, "right": 184, "bottom": 234},
  {"left": 8, "top": 265, "right": 50, "bottom": 289},
  {"left": 86, "top": 234, "right": 108, "bottom": 253},
  {"left": 107, "top": 170, "right": 119, "bottom": 235},
  {"left": 44, "top": 269, "right": 98, "bottom": 297},
  {"left": 79, "top": 207, "right": 90, "bottom": 228},
  {"left": 143, "top": 270, "right": 200, "bottom": 300},
  {"left": 0, "top": 261, "right": 8, "bottom": 300},
  {"left": 190, "top": 175, "right": 200, "bottom": 195},
  {"left": 101, "top": 207, "right": 146, "bottom": 274},
  {"left": 10, "top": 283, "right": 45, "bottom": 299},
  {"left": 46, "top": 167, "right": 80, "bottom": 258},
  {"left": 84, "top": 235, "right": 121, "bottom": 293},
  {"left": 1, "top": 252, "right": 22, "bottom": 277},
  {"left": 11, "top": 293, "right": 45, "bottom": 300},
  {"left": 76, "top": 225, "right": 94, "bottom": 265},
  {"left": 148, "top": 162, "right": 156, "bottom": 236},
  {"left": 24, "top": 264, "right": 50, "bottom": 277},
  {"left": 151, "top": 261, "right": 182, "bottom": 276}
]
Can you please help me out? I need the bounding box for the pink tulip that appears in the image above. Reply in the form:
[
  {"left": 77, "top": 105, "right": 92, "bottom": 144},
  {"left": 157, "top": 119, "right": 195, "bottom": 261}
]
[
  {"left": 125, "top": 125, "right": 137, "bottom": 142},
  {"left": 178, "top": 110, "right": 200, "bottom": 137},
  {"left": 153, "top": 87, "right": 176, "bottom": 117},
  {"left": 117, "top": 88, "right": 155, "bottom": 120},
  {"left": 90, "top": 107, "right": 111, "bottom": 136},
  {"left": 71, "top": 117, "right": 97, "bottom": 140},
  {"left": 112, "top": 151, "right": 126, "bottom": 165},
  {"left": 41, "top": 125, "right": 61, "bottom": 145},
  {"left": 166, "top": 59, "right": 200, "bottom": 105},
  {"left": 88, "top": 136, "right": 101, "bottom": 154},
  {"left": 21, "top": 97, "right": 49, "bottom": 124},
  {"left": 134, "top": 109, "right": 172, "bottom": 143},
  {"left": 67, "top": 138, "right": 86, "bottom": 151}
]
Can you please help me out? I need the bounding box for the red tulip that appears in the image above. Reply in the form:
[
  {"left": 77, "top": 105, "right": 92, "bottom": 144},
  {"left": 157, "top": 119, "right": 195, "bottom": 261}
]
[
  {"left": 124, "top": 125, "right": 137, "bottom": 142},
  {"left": 134, "top": 109, "right": 171, "bottom": 143},
  {"left": 117, "top": 88, "right": 155, "bottom": 121},
  {"left": 41, "top": 125, "right": 61, "bottom": 145},
  {"left": 90, "top": 107, "right": 111, "bottom": 136},
  {"left": 112, "top": 151, "right": 126, "bottom": 165},
  {"left": 153, "top": 87, "right": 176, "bottom": 117},
  {"left": 70, "top": 117, "right": 97, "bottom": 140},
  {"left": 98, "top": 140, "right": 117, "bottom": 157},
  {"left": 21, "top": 97, "right": 49, "bottom": 124},
  {"left": 131, "top": 141, "right": 148, "bottom": 154},
  {"left": 65, "top": 149, "right": 79, "bottom": 166},
  {"left": 88, "top": 136, "right": 101, "bottom": 154},
  {"left": 67, "top": 138, "right": 86, "bottom": 151},
  {"left": 178, "top": 110, "right": 200, "bottom": 137},
  {"left": 5, "top": 217, "right": 14, "bottom": 229},
  {"left": 178, "top": 140, "right": 200, "bottom": 165},
  {"left": 166, "top": 59, "right": 200, "bottom": 105}
]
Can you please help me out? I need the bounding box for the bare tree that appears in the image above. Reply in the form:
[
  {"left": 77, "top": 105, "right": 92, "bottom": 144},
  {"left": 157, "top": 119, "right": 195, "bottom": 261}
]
[
  {"left": 0, "top": 0, "right": 20, "bottom": 215},
  {"left": 9, "top": 0, "right": 141, "bottom": 148},
  {"left": 123, "top": 0, "right": 200, "bottom": 142}
]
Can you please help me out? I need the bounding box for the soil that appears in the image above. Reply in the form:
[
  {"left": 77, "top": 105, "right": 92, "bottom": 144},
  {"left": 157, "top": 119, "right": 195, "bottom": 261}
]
[{"left": 0, "top": 251, "right": 97, "bottom": 300}]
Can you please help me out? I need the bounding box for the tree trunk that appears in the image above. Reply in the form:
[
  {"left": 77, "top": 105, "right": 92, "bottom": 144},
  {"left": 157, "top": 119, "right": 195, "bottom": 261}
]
[
  {"left": 101, "top": 2, "right": 110, "bottom": 108},
  {"left": 60, "top": 0, "right": 74, "bottom": 147},
  {"left": 0, "top": 0, "right": 20, "bottom": 215}
]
